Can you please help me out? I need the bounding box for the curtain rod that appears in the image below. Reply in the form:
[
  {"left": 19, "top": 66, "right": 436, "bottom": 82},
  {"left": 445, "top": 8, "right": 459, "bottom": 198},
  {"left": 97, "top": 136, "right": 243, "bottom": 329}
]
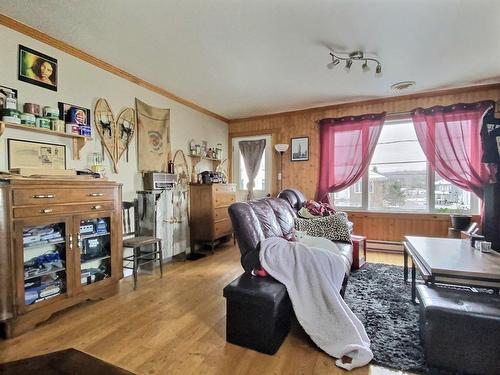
[
  {"left": 315, "top": 110, "right": 411, "bottom": 124},
  {"left": 316, "top": 99, "right": 500, "bottom": 124}
]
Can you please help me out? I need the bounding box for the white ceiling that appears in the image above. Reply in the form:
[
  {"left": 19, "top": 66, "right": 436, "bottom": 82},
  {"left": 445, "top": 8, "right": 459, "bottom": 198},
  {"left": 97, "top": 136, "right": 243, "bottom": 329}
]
[{"left": 1, "top": 0, "right": 499, "bottom": 119}]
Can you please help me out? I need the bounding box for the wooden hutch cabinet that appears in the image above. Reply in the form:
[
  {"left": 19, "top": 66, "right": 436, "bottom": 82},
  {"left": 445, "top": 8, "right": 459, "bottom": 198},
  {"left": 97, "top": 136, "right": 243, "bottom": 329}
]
[
  {"left": 189, "top": 183, "right": 236, "bottom": 251},
  {"left": 0, "top": 178, "right": 122, "bottom": 338}
]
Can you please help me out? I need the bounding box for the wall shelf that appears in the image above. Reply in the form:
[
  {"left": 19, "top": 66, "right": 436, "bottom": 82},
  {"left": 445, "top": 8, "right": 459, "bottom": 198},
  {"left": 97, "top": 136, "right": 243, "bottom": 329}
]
[
  {"left": 188, "top": 154, "right": 222, "bottom": 164},
  {"left": 0, "top": 121, "right": 92, "bottom": 160}
]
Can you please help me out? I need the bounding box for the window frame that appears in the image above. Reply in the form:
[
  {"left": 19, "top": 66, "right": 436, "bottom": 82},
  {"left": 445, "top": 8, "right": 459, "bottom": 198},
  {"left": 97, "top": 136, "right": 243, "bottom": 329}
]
[{"left": 331, "top": 118, "right": 480, "bottom": 214}]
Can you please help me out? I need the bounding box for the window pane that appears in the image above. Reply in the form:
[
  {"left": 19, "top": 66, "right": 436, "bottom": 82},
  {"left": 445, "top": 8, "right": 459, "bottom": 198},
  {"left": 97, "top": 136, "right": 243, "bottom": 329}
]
[
  {"left": 434, "top": 173, "right": 472, "bottom": 213},
  {"left": 332, "top": 180, "right": 362, "bottom": 208},
  {"left": 239, "top": 151, "right": 266, "bottom": 191},
  {"left": 369, "top": 162, "right": 428, "bottom": 211},
  {"left": 369, "top": 122, "right": 428, "bottom": 211}
]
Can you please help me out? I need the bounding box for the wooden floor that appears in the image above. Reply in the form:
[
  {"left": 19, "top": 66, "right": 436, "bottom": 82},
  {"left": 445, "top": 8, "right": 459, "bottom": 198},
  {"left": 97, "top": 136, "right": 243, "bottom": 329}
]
[{"left": 0, "top": 244, "right": 408, "bottom": 375}]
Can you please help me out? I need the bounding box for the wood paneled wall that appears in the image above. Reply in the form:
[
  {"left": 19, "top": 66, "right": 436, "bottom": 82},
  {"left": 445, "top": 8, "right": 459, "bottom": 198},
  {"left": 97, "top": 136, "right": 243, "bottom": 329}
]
[
  {"left": 228, "top": 84, "right": 499, "bottom": 242},
  {"left": 347, "top": 211, "right": 480, "bottom": 243},
  {"left": 229, "top": 84, "right": 500, "bottom": 199}
]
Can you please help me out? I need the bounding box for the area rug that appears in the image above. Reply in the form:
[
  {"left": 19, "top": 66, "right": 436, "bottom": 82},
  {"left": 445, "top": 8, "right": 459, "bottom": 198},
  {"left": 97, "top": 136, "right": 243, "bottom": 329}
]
[
  {"left": 344, "top": 263, "right": 427, "bottom": 374},
  {"left": 0, "top": 348, "right": 135, "bottom": 375}
]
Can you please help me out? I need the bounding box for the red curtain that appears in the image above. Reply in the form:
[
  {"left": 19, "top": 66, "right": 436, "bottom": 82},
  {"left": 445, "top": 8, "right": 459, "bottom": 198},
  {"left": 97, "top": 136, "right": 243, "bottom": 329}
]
[
  {"left": 316, "top": 113, "right": 386, "bottom": 202},
  {"left": 411, "top": 101, "right": 494, "bottom": 199}
]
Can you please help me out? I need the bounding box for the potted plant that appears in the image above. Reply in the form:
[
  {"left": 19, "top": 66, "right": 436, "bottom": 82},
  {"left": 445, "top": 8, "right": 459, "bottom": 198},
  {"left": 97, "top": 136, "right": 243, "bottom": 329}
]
[{"left": 449, "top": 205, "right": 472, "bottom": 231}]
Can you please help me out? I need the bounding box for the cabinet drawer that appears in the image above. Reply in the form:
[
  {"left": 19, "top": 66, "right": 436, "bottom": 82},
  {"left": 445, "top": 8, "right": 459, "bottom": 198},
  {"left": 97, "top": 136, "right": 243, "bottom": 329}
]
[
  {"left": 13, "top": 202, "right": 114, "bottom": 218},
  {"left": 214, "top": 192, "right": 236, "bottom": 208},
  {"left": 214, "top": 184, "right": 236, "bottom": 194},
  {"left": 214, "top": 219, "right": 232, "bottom": 238},
  {"left": 13, "top": 188, "right": 115, "bottom": 206},
  {"left": 214, "top": 207, "right": 229, "bottom": 221}
]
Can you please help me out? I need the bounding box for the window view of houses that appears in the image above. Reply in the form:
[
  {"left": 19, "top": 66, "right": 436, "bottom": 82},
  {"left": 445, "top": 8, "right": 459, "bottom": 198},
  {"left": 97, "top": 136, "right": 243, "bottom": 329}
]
[{"left": 333, "top": 121, "right": 473, "bottom": 212}]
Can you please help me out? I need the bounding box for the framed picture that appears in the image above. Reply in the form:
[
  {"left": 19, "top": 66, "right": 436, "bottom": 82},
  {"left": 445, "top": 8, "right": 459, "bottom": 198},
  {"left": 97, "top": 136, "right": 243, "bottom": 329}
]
[
  {"left": 18, "top": 45, "right": 58, "bottom": 91},
  {"left": 291, "top": 137, "right": 309, "bottom": 161},
  {"left": 58, "top": 102, "right": 91, "bottom": 126},
  {"left": 7, "top": 139, "right": 66, "bottom": 170},
  {"left": 0, "top": 85, "right": 18, "bottom": 111}
]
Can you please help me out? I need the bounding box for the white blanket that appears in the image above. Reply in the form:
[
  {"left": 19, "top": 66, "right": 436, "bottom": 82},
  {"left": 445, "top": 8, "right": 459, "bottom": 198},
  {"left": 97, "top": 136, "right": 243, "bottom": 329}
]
[{"left": 259, "top": 237, "right": 373, "bottom": 370}]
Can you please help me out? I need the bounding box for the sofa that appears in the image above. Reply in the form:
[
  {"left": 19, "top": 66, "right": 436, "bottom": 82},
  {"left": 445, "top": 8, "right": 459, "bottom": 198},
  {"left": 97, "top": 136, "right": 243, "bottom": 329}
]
[{"left": 223, "top": 188, "right": 354, "bottom": 354}]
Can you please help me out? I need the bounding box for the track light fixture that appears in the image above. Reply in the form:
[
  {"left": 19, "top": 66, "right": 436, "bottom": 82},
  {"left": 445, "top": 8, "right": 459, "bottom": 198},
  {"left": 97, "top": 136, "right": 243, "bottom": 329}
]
[{"left": 327, "top": 50, "right": 382, "bottom": 75}]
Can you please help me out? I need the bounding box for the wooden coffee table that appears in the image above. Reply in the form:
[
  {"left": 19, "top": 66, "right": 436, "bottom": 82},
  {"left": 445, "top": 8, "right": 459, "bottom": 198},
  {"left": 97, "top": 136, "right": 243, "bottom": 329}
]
[{"left": 403, "top": 236, "right": 500, "bottom": 302}]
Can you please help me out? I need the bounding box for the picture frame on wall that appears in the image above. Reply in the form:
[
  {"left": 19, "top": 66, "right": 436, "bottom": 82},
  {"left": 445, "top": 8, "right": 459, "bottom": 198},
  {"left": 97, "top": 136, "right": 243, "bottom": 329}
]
[
  {"left": 58, "top": 102, "right": 91, "bottom": 126},
  {"left": 7, "top": 138, "right": 66, "bottom": 171},
  {"left": 0, "top": 85, "right": 18, "bottom": 111},
  {"left": 291, "top": 137, "right": 309, "bottom": 161},
  {"left": 18, "top": 45, "right": 58, "bottom": 91}
]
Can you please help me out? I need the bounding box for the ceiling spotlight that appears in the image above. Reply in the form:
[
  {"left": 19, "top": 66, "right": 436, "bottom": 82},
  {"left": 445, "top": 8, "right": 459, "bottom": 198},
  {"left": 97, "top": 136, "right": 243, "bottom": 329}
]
[
  {"left": 362, "top": 60, "right": 369, "bottom": 72},
  {"left": 327, "top": 58, "right": 340, "bottom": 69},
  {"left": 327, "top": 49, "right": 382, "bottom": 76}
]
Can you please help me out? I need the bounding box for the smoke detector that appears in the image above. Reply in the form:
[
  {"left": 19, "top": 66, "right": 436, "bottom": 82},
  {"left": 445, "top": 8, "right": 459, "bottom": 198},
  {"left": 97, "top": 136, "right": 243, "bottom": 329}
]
[{"left": 391, "top": 81, "right": 416, "bottom": 91}]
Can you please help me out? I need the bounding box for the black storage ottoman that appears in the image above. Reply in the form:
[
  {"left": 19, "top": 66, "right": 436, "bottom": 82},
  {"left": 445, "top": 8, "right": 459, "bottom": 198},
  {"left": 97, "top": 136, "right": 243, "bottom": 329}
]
[
  {"left": 223, "top": 273, "right": 292, "bottom": 355},
  {"left": 417, "top": 284, "right": 500, "bottom": 375}
]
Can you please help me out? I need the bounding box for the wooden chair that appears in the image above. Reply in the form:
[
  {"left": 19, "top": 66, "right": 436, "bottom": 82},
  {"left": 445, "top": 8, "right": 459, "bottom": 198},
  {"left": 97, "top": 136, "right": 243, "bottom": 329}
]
[{"left": 122, "top": 200, "right": 163, "bottom": 289}]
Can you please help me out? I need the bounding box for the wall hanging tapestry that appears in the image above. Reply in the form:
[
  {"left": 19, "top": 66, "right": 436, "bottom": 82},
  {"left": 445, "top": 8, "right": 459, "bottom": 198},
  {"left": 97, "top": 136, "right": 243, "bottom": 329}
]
[
  {"left": 135, "top": 98, "right": 170, "bottom": 172},
  {"left": 94, "top": 98, "right": 136, "bottom": 173}
]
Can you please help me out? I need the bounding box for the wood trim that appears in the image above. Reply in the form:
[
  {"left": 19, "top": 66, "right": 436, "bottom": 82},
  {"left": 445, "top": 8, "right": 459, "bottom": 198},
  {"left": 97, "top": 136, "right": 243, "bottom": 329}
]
[
  {"left": 0, "top": 14, "right": 229, "bottom": 124},
  {"left": 229, "top": 83, "right": 500, "bottom": 124}
]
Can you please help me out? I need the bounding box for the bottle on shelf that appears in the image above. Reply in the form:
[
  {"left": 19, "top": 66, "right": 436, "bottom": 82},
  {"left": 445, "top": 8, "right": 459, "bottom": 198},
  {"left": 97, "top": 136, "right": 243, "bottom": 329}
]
[{"left": 168, "top": 160, "right": 175, "bottom": 174}]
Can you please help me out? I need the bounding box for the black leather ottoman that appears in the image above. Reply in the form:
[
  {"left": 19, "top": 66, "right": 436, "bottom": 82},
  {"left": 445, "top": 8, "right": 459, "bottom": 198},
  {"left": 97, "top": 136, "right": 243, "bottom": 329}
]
[
  {"left": 417, "top": 284, "right": 500, "bottom": 375},
  {"left": 223, "top": 273, "right": 292, "bottom": 355}
]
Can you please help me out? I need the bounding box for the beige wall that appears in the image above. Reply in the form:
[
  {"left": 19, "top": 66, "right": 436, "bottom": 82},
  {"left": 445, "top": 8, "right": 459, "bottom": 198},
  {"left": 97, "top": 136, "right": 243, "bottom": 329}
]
[{"left": 0, "top": 25, "right": 228, "bottom": 200}]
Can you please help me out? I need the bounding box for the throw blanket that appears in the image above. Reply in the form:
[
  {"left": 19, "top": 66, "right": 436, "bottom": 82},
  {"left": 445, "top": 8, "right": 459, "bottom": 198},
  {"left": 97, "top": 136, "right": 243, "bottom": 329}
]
[{"left": 259, "top": 237, "right": 373, "bottom": 370}]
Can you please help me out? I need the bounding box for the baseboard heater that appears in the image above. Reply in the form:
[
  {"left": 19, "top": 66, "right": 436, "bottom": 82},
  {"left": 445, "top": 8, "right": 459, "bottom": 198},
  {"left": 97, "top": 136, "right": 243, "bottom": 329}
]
[{"left": 366, "top": 240, "right": 404, "bottom": 253}]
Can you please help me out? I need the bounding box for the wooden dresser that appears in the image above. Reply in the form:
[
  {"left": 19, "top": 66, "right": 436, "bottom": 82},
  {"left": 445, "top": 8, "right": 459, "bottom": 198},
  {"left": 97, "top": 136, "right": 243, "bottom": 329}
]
[
  {"left": 0, "top": 178, "right": 122, "bottom": 338},
  {"left": 189, "top": 183, "right": 236, "bottom": 251}
]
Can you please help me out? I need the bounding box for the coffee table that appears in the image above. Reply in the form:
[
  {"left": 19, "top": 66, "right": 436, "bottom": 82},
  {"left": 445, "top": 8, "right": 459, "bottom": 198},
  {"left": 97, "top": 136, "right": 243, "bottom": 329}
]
[{"left": 403, "top": 236, "right": 500, "bottom": 302}]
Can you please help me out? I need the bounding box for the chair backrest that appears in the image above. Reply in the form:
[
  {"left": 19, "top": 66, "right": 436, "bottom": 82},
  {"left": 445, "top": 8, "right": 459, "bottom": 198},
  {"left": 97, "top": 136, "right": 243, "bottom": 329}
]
[
  {"left": 228, "top": 197, "right": 296, "bottom": 273},
  {"left": 277, "top": 188, "right": 307, "bottom": 212},
  {"left": 122, "top": 200, "right": 138, "bottom": 237}
]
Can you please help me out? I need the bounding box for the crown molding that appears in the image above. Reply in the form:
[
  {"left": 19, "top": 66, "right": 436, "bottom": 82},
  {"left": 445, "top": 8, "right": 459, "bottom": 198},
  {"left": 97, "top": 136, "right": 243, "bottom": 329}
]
[{"left": 0, "top": 14, "right": 229, "bottom": 123}]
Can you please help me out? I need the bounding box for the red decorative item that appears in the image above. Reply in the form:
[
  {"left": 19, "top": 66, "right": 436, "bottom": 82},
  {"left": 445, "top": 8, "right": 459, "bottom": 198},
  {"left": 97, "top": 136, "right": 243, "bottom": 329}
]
[{"left": 351, "top": 235, "right": 366, "bottom": 270}]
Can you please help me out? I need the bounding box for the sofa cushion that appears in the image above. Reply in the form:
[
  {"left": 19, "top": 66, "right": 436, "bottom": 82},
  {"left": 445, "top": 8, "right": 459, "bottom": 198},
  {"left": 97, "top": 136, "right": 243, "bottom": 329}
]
[{"left": 294, "top": 213, "right": 352, "bottom": 243}]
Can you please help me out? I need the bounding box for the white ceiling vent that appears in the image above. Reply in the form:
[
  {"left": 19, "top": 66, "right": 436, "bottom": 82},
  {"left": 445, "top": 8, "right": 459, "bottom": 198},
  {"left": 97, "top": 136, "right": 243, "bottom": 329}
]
[{"left": 390, "top": 81, "right": 416, "bottom": 92}]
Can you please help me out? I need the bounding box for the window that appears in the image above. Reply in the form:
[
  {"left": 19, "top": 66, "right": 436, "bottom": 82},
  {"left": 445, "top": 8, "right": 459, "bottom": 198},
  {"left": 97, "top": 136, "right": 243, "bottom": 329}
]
[
  {"left": 239, "top": 151, "right": 266, "bottom": 191},
  {"left": 332, "top": 119, "right": 479, "bottom": 214}
]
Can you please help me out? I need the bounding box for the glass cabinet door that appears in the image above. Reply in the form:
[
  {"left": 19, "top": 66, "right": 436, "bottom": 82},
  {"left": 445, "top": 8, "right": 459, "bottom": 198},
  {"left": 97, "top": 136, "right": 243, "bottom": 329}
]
[
  {"left": 76, "top": 213, "right": 113, "bottom": 289},
  {"left": 21, "top": 220, "right": 70, "bottom": 308}
]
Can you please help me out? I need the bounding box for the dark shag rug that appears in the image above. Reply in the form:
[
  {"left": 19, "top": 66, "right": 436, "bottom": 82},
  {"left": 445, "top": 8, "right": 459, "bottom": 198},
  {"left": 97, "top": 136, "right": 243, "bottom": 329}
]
[
  {"left": 0, "top": 348, "right": 135, "bottom": 375},
  {"left": 344, "top": 263, "right": 427, "bottom": 374}
]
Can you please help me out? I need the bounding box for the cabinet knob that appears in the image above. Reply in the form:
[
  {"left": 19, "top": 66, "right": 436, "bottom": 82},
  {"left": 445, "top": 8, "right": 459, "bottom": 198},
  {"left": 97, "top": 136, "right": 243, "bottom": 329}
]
[
  {"left": 39, "top": 208, "right": 53, "bottom": 214},
  {"left": 88, "top": 193, "right": 104, "bottom": 197},
  {"left": 33, "top": 194, "right": 55, "bottom": 199},
  {"left": 92, "top": 205, "right": 102, "bottom": 210}
]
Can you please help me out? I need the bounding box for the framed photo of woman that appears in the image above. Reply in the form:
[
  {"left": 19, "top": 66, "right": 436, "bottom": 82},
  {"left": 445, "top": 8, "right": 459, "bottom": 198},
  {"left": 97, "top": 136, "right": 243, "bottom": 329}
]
[{"left": 18, "top": 45, "right": 58, "bottom": 91}]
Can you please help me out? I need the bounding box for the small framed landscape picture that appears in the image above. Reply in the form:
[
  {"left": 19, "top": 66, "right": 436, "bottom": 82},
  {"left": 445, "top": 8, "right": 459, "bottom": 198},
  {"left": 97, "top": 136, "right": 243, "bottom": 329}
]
[
  {"left": 291, "top": 137, "right": 309, "bottom": 162},
  {"left": 18, "top": 45, "right": 58, "bottom": 91}
]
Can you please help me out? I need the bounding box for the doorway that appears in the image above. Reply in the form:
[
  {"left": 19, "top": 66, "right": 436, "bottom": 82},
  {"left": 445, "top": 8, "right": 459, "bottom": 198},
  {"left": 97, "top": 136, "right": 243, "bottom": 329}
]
[{"left": 232, "top": 135, "right": 273, "bottom": 201}]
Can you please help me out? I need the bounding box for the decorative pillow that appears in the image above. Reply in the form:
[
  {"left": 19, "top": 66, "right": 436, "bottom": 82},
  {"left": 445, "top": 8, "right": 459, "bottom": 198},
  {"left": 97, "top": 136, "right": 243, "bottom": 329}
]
[
  {"left": 294, "top": 212, "right": 351, "bottom": 243},
  {"left": 303, "top": 200, "right": 336, "bottom": 217},
  {"left": 298, "top": 207, "right": 318, "bottom": 219}
]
